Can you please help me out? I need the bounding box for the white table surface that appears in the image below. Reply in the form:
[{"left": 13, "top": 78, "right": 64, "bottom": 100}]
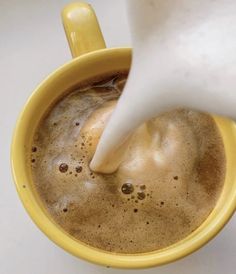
[{"left": 1, "top": 1, "right": 235, "bottom": 273}]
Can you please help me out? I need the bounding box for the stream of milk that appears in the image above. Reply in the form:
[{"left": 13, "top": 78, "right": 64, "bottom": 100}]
[{"left": 90, "top": 0, "right": 236, "bottom": 173}]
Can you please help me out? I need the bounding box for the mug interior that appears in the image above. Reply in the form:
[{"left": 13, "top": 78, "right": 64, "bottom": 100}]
[{"left": 11, "top": 48, "right": 236, "bottom": 268}]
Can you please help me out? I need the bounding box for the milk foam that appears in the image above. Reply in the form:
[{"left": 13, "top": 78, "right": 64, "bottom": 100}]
[{"left": 91, "top": 0, "right": 236, "bottom": 173}]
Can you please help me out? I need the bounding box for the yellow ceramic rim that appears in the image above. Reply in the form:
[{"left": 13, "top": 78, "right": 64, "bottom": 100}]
[{"left": 11, "top": 47, "right": 236, "bottom": 269}]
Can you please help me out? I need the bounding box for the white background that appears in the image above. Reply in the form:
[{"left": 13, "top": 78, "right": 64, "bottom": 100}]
[{"left": 0, "top": 0, "right": 235, "bottom": 273}]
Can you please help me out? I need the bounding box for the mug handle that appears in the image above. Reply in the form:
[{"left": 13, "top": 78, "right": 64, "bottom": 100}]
[{"left": 61, "top": 2, "right": 106, "bottom": 58}]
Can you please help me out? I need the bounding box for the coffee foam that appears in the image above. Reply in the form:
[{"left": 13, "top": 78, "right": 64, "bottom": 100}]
[{"left": 31, "top": 75, "right": 225, "bottom": 253}]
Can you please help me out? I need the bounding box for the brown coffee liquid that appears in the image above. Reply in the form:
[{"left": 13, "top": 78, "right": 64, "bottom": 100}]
[{"left": 31, "top": 74, "right": 225, "bottom": 253}]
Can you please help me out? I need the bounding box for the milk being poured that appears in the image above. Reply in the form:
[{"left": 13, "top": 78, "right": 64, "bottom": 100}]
[{"left": 90, "top": 0, "right": 236, "bottom": 173}]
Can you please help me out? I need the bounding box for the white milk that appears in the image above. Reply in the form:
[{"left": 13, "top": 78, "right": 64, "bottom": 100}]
[{"left": 90, "top": 0, "right": 236, "bottom": 173}]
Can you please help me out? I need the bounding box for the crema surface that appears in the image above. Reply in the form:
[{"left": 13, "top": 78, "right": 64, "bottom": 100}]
[{"left": 31, "top": 75, "right": 225, "bottom": 253}]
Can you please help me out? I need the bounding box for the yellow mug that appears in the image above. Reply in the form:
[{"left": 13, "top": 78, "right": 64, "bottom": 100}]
[{"left": 11, "top": 2, "right": 236, "bottom": 269}]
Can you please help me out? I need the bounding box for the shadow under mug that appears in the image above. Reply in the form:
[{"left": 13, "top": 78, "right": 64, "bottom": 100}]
[{"left": 11, "top": 2, "right": 236, "bottom": 269}]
